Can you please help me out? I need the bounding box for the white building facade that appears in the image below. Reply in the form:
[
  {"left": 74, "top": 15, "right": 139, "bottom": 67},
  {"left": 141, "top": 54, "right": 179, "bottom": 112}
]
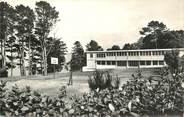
[{"left": 82, "top": 48, "right": 184, "bottom": 71}]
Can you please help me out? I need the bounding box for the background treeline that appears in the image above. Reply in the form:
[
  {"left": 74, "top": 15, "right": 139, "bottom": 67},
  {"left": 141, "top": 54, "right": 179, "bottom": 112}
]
[
  {"left": 0, "top": 1, "right": 67, "bottom": 77},
  {"left": 107, "top": 21, "right": 184, "bottom": 50}
]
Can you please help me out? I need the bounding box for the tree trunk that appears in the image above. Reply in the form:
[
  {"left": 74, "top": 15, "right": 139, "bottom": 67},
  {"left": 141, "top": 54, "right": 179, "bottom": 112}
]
[
  {"left": 0, "top": 40, "right": 3, "bottom": 68},
  {"left": 10, "top": 44, "right": 13, "bottom": 77},
  {"left": 0, "top": 39, "right": 3, "bottom": 68},
  {"left": 2, "top": 34, "right": 6, "bottom": 68},
  {"left": 19, "top": 39, "right": 26, "bottom": 76},
  {"left": 1, "top": 11, "right": 6, "bottom": 69},
  {"left": 41, "top": 50, "right": 44, "bottom": 75},
  {"left": 19, "top": 55, "right": 22, "bottom": 76},
  {"left": 43, "top": 46, "right": 47, "bottom": 76},
  {"left": 28, "top": 37, "right": 32, "bottom": 75},
  {"left": 21, "top": 41, "right": 26, "bottom": 76}
]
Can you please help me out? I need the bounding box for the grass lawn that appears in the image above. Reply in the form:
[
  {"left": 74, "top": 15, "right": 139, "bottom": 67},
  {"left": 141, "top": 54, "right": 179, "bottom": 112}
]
[{"left": 3, "top": 68, "right": 158, "bottom": 97}]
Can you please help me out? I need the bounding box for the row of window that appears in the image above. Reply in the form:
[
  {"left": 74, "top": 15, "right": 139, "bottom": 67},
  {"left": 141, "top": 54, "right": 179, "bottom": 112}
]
[
  {"left": 97, "top": 53, "right": 105, "bottom": 58},
  {"left": 96, "top": 60, "right": 165, "bottom": 66},
  {"left": 91, "top": 51, "right": 166, "bottom": 58}
]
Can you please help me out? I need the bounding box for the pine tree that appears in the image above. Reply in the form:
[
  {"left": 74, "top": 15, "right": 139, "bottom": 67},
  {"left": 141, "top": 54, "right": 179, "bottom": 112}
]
[
  {"left": 0, "top": 2, "right": 15, "bottom": 69},
  {"left": 6, "top": 36, "right": 18, "bottom": 77},
  {"left": 71, "top": 41, "right": 85, "bottom": 71},
  {"left": 15, "top": 5, "right": 35, "bottom": 76},
  {"left": 47, "top": 37, "right": 67, "bottom": 73},
  {"left": 35, "top": 1, "right": 59, "bottom": 76}
]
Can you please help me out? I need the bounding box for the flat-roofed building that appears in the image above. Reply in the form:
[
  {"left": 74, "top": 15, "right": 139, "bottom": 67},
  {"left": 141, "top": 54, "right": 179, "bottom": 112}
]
[{"left": 82, "top": 48, "right": 184, "bottom": 71}]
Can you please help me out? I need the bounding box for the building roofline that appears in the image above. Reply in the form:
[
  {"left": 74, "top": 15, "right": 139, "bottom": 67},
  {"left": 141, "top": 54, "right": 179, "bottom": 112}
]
[{"left": 85, "top": 48, "right": 184, "bottom": 53}]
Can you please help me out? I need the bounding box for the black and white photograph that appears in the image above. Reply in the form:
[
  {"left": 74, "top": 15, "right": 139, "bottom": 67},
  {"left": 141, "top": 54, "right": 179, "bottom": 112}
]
[{"left": 0, "top": 0, "right": 184, "bottom": 116}]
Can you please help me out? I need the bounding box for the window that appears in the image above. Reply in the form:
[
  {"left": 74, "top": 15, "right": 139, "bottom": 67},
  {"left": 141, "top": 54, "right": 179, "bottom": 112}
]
[
  {"left": 107, "top": 52, "right": 115, "bottom": 56},
  {"left": 140, "top": 51, "right": 146, "bottom": 56},
  {"left": 97, "top": 61, "right": 106, "bottom": 65},
  {"left": 97, "top": 53, "right": 105, "bottom": 58},
  {"left": 129, "top": 52, "right": 138, "bottom": 56},
  {"left": 153, "top": 51, "right": 156, "bottom": 55},
  {"left": 153, "top": 61, "right": 158, "bottom": 65},
  {"left": 117, "top": 61, "right": 127, "bottom": 66},
  {"left": 128, "top": 52, "right": 131, "bottom": 56},
  {"left": 117, "top": 52, "right": 121, "bottom": 56},
  {"left": 128, "top": 61, "right": 139, "bottom": 66},
  {"left": 117, "top": 52, "right": 127, "bottom": 56},
  {"left": 153, "top": 51, "right": 162, "bottom": 56},
  {"left": 90, "top": 53, "right": 93, "bottom": 58},
  {"left": 97, "top": 61, "right": 101, "bottom": 65},
  {"left": 102, "top": 61, "right": 105, "bottom": 65},
  {"left": 148, "top": 51, "right": 151, "bottom": 55},
  {"left": 112, "top": 61, "right": 116, "bottom": 65},
  {"left": 140, "top": 61, "right": 146, "bottom": 65},
  {"left": 107, "top": 61, "right": 111, "bottom": 65},
  {"left": 146, "top": 61, "right": 151, "bottom": 65},
  {"left": 136, "top": 52, "right": 139, "bottom": 56},
  {"left": 145, "top": 52, "right": 148, "bottom": 55}
]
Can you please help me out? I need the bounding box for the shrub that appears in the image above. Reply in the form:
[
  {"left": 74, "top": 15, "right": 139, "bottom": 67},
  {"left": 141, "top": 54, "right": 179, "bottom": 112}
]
[
  {"left": 75, "top": 69, "right": 184, "bottom": 116},
  {"left": 121, "top": 70, "right": 184, "bottom": 115},
  {"left": 88, "top": 70, "right": 120, "bottom": 92},
  {"left": 1, "top": 68, "right": 184, "bottom": 116},
  {"left": 0, "top": 83, "right": 67, "bottom": 117},
  {"left": 0, "top": 81, "right": 7, "bottom": 115}
]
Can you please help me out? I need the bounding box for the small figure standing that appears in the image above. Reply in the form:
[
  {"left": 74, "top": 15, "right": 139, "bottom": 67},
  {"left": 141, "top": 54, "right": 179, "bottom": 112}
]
[
  {"left": 68, "top": 68, "right": 73, "bottom": 85},
  {"left": 66, "top": 61, "right": 73, "bottom": 85}
]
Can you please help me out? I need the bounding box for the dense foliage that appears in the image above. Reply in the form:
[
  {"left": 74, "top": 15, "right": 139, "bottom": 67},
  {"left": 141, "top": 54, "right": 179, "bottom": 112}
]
[
  {"left": 122, "top": 69, "right": 184, "bottom": 115},
  {"left": 107, "top": 45, "right": 121, "bottom": 50},
  {"left": 123, "top": 21, "right": 184, "bottom": 50},
  {"left": 1, "top": 68, "right": 184, "bottom": 116},
  {"left": 0, "top": 81, "right": 66, "bottom": 116},
  {"left": 70, "top": 41, "right": 86, "bottom": 71},
  {"left": 47, "top": 38, "right": 67, "bottom": 73},
  {"left": 75, "top": 69, "right": 184, "bottom": 116},
  {"left": 0, "top": 1, "right": 66, "bottom": 77},
  {"left": 86, "top": 40, "right": 103, "bottom": 51},
  {"left": 164, "top": 50, "right": 182, "bottom": 74}
]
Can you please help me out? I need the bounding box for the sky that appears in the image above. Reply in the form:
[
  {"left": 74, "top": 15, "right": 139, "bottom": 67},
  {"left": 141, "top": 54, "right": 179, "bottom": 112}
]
[{"left": 4, "top": 0, "right": 184, "bottom": 52}]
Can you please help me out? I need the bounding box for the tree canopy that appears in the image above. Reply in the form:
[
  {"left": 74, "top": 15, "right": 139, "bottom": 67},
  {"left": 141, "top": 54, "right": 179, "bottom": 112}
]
[
  {"left": 0, "top": 1, "right": 66, "bottom": 77},
  {"left": 47, "top": 38, "right": 67, "bottom": 73},
  {"left": 139, "top": 21, "right": 184, "bottom": 49},
  {"left": 71, "top": 41, "right": 85, "bottom": 71},
  {"left": 107, "top": 45, "right": 120, "bottom": 51},
  {"left": 164, "top": 50, "right": 183, "bottom": 74},
  {"left": 86, "top": 40, "right": 103, "bottom": 51},
  {"left": 35, "top": 1, "right": 59, "bottom": 75}
]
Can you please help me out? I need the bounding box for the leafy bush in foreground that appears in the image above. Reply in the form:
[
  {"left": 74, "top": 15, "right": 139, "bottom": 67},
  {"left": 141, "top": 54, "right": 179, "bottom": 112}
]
[
  {"left": 121, "top": 70, "right": 184, "bottom": 115},
  {"left": 70, "top": 69, "right": 184, "bottom": 116},
  {"left": 1, "top": 69, "right": 184, "bottom": 117},
  {"left": 0, "top": 81, "right": 7, "bottom": 115},
  {"left": 0, "top": 83, "right": 66, "bottom": 117}
]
